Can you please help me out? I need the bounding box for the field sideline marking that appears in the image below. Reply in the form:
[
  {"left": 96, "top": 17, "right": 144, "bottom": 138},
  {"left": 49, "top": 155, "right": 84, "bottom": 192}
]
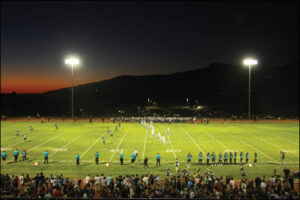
[
  {"left": 241, "top": 125, "right": 299, "bottom": 145},
  {"left": 180, "top": 126, "right": 205, "bottom": 152},
  {"left": 108, "top": 127, "right": 131, "bottom": 162},
  {"left": 81, "top": 134, "right": 105, "bottom": 158},
  {"left": 4, "top": 131, "right": 60, "bottom": 148},
  {"left": 142, "top": 128, "right": 148, "bottom": 160},
  {"left": 237, "top": 128, "right": 298, "bottom": 156},
  {"left": 166, "top": 132, "right": 177, "bottom": 159},
  {"left": 2, "top": 134, "right": 21, "bottom": 142},
  {"left": 256, "top": 126, "right": 299, "bottom": 146},
  {"left": 49, "top": 132, "right": 86, "bottom": 157},
  {"left": 201, "top": 127, "right": 229, "bottom": 149},
  {"left": 219, "top": 129, "right": 278, "bottom": 162},
  {"left": 28, "top": 129, "right": 70, "bottom": 153}
]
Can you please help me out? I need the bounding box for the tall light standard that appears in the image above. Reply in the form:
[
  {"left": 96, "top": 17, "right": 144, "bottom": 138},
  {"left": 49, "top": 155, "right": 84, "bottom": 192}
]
[
  {"left": 65, "top": 58, "right": 79, "bottom": 119},
  {"left": 243, "top": 58, "right": 258, "bottom": 118}
]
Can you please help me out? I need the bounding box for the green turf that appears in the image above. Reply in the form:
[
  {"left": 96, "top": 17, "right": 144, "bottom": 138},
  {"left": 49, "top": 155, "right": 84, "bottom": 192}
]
[{"left": 1, "top": 121, "right": 299, "bottom": 179}]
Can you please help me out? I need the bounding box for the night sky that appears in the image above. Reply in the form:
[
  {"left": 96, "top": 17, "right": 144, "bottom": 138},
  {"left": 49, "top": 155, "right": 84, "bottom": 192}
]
[{"left": 1, "top": 1, "right": 299, "bottom": 93}]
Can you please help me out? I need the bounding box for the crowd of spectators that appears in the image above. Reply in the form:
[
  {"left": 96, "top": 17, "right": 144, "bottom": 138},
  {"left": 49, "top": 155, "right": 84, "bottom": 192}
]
[{"left": 1, "top": 167, "right": 299, "bottom": 199}]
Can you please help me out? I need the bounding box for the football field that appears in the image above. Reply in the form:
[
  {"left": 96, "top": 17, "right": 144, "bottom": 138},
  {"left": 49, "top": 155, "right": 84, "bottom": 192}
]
[{"left": 1, "top": 120, "right": 299, "bottom": 179}]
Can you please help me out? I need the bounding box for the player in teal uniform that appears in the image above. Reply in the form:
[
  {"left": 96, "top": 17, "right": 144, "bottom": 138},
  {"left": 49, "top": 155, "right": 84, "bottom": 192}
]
[
  {"left": 240, "top": 152, "right": 244, "bottom": 164},
  {"left": 224, "top": 152, "right": 228, "bottom": 165},
  {"left": 246, "top": 152, "right": 250, "bottom": 163},
  {"left": 156, "top": 153, "right": 161, "bottom": 166},
  {"left": 218, "top": 153, "right": 223, "bottom": 164},
  {"left": 23, "top": 134, "right": 27, "bottom": 140},
  {"left": 207, "top": 153, "right": 211, "bottom": 165},
  {"left": 120, "top": 152, "right": 124, "bottom": 165},
  {"left": 22, "top": 149, "right": 27, "bottom": 162},
  {"left": 187, "top": 153, "right": 192, "bottom": 164},
  {"left": 230, "top": 152, "right": 233, "bottom": 164},
  {"left": 76, "top": 153, "right": 80, "bottom": 167},
  {"left": 234, "top": 152, "right": 237, "bottom": 165},
  {"left": 131, "top": 153, "right": 136, "bottom": 164},
  {"left": 16, "top": 130, "right": 20, "bottom": 136},
  {"left": 1, "top": 151, "right": 7, "bottom": 165},
  {"left": 95, "top": 152, "right": 99, "bottom": 164},
  {"left": 199, "top": 152, "right": 203, "bottom": 165},
  {"left": 13, "top": 149, "right": 19, "bottom": 162},
  {"left": 212, "top": 152, "right": 216, "bottom": 164},
  {"left": 44, "top": 150, "right": 49, "bottom": 164}
]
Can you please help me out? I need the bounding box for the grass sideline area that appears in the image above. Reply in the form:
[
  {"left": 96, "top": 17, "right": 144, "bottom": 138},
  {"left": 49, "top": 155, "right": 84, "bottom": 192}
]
[{"left": 1, "top": 120, "right": 299, "bottom": 179}]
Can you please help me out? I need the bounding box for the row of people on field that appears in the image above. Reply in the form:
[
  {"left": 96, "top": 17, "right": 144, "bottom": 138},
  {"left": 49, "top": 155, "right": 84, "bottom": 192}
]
[
  {"left": 1, "top": 149, "right": 285, "bottom": 167},
  {"left": 2, "top": 149, "right": 260, "bottom": 167},
  {"left": 197, "top": 152, "right": 258, "bottom": 165},
  {"left": 2, "top": 149, "right": 287, "bottom": 167}
]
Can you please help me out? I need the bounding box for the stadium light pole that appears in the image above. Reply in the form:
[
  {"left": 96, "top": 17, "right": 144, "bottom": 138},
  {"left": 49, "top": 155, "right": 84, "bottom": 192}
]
[
  {"left": 243, "top": 58, "right": 258, "bottom": 119},
  {"left": 65, "top": 58, "right": 79, "bottom": 119}
]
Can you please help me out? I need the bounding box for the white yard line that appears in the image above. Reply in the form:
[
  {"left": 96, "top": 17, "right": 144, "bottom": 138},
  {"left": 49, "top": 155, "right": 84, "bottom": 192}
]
[
  {"left": 5, "top": 133, "right": 44, "bottom": 149},
  {"left": 28, "top": 131, "right": 68, "bottom": 152},
  {"left": 166, "top": 134, "right": 177, "bottom": 159},
  {"left": 108, "top": 127, "right": 131, "bottom": 162},
  {"left": 238, "top": 129, "right": 298, "bottom": 156},
  {"left": 202, "top": 128, "right": 229, "bottom": 149},
  {"left": 142, "top": 129, "right": 148, "bottom": 160},
  {"left": 219, "top": 129, "right": 279, "bottom": 162},
  {"left": 244, "top": 125, "right": 299, "bottom": 145},
  {"left": 2, "top": 135, "right": 19, "bottom": 141},
  {"left": 49, "top": 133, "right": 86, "bottom": 157},
  {"left": 81, "top": 136, "right": 103, "bottom": 158},
  {"left": 180, "top": 126, "right": 205, "bottom": 152},
  {"left": 5, "top": 127, "right": 64, "bottom": 149}
]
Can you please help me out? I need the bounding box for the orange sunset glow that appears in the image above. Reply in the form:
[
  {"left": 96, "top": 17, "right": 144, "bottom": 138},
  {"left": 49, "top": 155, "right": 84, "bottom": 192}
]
[{"left": 1, "top": 72, "right": 110, "bottom": 94}]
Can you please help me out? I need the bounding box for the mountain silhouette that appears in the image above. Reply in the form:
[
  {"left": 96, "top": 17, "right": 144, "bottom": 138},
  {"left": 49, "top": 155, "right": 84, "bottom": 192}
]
[{"left": 1, "top": 62, "right": 298, "bottom": 117}]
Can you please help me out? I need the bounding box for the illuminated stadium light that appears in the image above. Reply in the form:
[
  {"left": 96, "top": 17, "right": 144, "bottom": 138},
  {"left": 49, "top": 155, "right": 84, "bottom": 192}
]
[
  {"left": 65, "top": 58, "right": 79, "bottom": 65},
  {"left": 243, "top": 59, "right": 258, "bottom": 65},
  {"left": 243, "top": 58, "right": 258, "bottom": 119},
  {"left": 65, "top": 57, "right": 80, "bottom": 119}
]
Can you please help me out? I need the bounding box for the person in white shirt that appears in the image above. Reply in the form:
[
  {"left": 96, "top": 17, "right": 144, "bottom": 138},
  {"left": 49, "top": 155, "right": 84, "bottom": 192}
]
[
  {"left": 142, "top": 175, "right": 149, "bottom": 185},
  {"left": 85, "top": 174, "right": 90, "bottom": 185},
  {"left": 167, "top": 128, "right": 170, "bottom": 136},
  {"left": 162, "top": 136, "right": 166, "bottom": 145},
  {"left": 94, "top": 174, "right": 101, "bottom": 192},
  {"left": 19, "top": 174, "right": 24, "bottom": 187},
  {"left": 106, "top": 175, "right": 112, "bottom": 185},
  {"left": 151, "top": 128, "right": 155, "bottom": 137},
  {"left": 270, "top": 176, "right": 276, "bottom": 186},
  {"left": 229, "top": 178, "right": 235, "bottom": 189},
  {"left": 260, "top": 180, "right": 266, "bottom": 192},
  {"left": 241, "top": 181, "right": 247, "bottom": 194},
  {"left": 130, "top": 186, "right": 135, "bottom": 198},
  {"left": 134, "top": 149, "right": 139, "bottom": 161},
  {"left": 101, "top": 176, "right": 106, "bottom": 187},
  {"left": 190, "top": 189, "right": 195, "bottom": 199},
  {"left": 158, "top": 132, "right": 161, "bottom": 140}
]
